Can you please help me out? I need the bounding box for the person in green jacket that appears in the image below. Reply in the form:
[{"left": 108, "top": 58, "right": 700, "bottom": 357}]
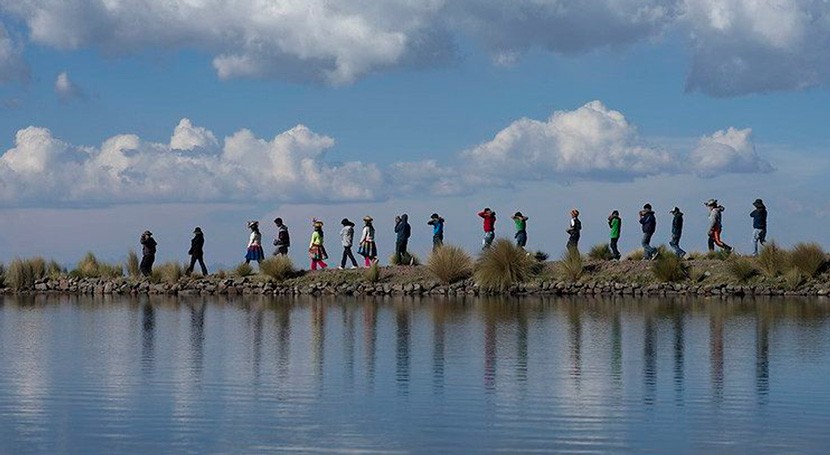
[
  {"left": 512, "top": 212, "right": 528, "bottom": 249},
  {"left": 608, "top": 210, "right": 622, "bottom": 260}
]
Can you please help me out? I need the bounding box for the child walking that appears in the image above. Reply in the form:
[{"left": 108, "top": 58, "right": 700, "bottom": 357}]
[
  {"left": 339, "top": 218, "right": 358, "bottom": 269},
  {"left": 513, "top": 212, "right": 528, "bottom": 249},
  {"left": 309, "top": 219, "right": 328, "bottom": 270}
]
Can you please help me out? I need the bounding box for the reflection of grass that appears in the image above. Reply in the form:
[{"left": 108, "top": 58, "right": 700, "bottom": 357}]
[
  {"left": 588, "top": 243, "right": 613, "bottom": 261},
  {"left": 475, "top": 239, "right": 534, "bottom": 291},
  {"left": 427, "top": 245, "right": 472, "bottom": 284},
  {"left": 260, "top": 256, "right": 295, "bottom": 282},
  {"left": 556, "top": 248, "right": 584, "bottom": 282}
]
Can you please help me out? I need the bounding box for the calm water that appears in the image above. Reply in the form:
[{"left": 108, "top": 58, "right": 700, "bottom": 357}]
[{"left": 1, "top": 296, "right": 830, "bottom": 454}]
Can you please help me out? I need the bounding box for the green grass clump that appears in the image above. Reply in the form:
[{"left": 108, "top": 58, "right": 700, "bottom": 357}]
[
  {"left": 6, "top": 257, "right": 49, "bottom": 290},
  {"left": 151, "top": 262, "right": 185, "bottom": 284},
  {"left": 725, "top": 255, "right": 758, "bottom": 283},
  {"left": 788, "top": 242, "right": 826, "bottom": 278},
  {"left": 389, "top": 251, "right": 421, "bottom": 266},
  {"left": 71, "top": 252, "right": 123, "bottom": 279},
  {"left": 427, "top": 245, "right": 473, "bottom": 284},
  {"left": 260, "top": 256, "right": 295, "bottom": 282},
  {"left": 364, "top": 262, "right": 381, "bottom": 283},
  {"left": 625, "top": 250, "right": 645, "bottom": 261},
  {"left": 556, "top": 248, "right": 584, "bottom": 282},
  {"left": 126, "top": 250, "right": 140, "bottom": 278},
  {"left": 783, "top": 267, "right": 804, "bottom": 291},
  {"left": 588, "top": 243, "right": 614, "bottom": 261},
  {"left": 474, "top": 239, "right": 534, "bottom": 291},
  {"left": 651, "top": 247, "right": 688, "bottom": 282},
  {"left": 757, "top": 241, "right": 787, "bottom": 278},
  {"left": 234, "top": 262, "right": 254, "bottom": 277}
]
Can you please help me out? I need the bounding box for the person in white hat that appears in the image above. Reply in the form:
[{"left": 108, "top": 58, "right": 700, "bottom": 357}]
[{"left": 705, "top": 199, "right": 733, "bottom": 253}]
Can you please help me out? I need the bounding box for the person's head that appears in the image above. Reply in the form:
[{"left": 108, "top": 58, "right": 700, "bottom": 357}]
[
  {"left": 313, "top": 219, "right": 324, "bottom": 231},
  {"left": 571, "top": 209, "right": 579, "bottom": 218},
  {"left": 363, "top": 215, "right": 373, "bottom": 225},
  {"left": 611, "top": 210, "right": 619, "bottom": 217},
  {"left": 483, "top": 207, "right": 491, "bottom": 214},
  {"left": 670, "top": 207, "right": 681, "bottom": 215},
  {"left": 247, "top": 220, "right": 259, "bottom": 231},
  {"left": 341, "top": 218, "right": 352, "bottom": 226},
  {"left": 513, "top": 211, "right": 524, "bottom": 220},
  {"left": 142, "top": 230, "right": 152, "bottom": 237},
  {"left": 643, "top": 203, "right": 652, "bottom": 211},
  {"left": 401, "top": 213, "right": 408, "bottom": 221},
  {"left": 753, "top": 198, "right": 765, "bottom": 208},
  {"left": 704, "top": 198, "right": 718, "bottom": 208},
  {"left": 193, "top": 227, "right": 202, "bottom": 234},
  {"left": 431, "top": 213, "right": 440, "bottom": 219},
  {"left": 273, "top": 217, "right": 283, "bottom": 226}
]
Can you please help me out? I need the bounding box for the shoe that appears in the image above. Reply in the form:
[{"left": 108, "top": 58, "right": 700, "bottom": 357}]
[
  {"left": 337, "top": 266, "right": 344, "bottom": 270},
  {"left": 651, "top": 250, "right": 660, "bottom": 261}
]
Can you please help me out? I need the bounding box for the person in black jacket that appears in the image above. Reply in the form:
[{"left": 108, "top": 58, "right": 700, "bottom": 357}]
[
  {"left": 394, "top": 213, "right": 412, "bottom": 265},
  {"left": 750, "top": 199, "right": 768, "bottom": 256},
  {"left": 273, "top": 218, "right": 290, "bottom": 256},
  {"left": 566, "top": 209, "right": 582, "bottom": 252},
  {"left": 140, "top": 230, "right": 157, "bottom": 277},
  {"left": 186, "top": 227, "right": 208, "bottom": 276},
  {"left": 669, "top": 207, "right": 686, "bottom": 258},
  {"left": 639, "top": 204, "right": 658, "bottom": 260}
]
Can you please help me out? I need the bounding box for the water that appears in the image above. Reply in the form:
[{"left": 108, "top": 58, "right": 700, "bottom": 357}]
[{"left": 1, "top": 295, "right": 830, "bottom": 454}]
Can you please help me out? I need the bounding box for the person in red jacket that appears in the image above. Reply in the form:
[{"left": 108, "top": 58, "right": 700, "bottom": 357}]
[{"left": 478, "top": 208, "right": 496, "bottom": 249}]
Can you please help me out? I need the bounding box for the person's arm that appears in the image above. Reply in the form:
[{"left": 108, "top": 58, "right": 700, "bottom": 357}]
[
  {"left": 478, "top": 211, "right": 486, "bottom": 219},
  {"left": 708, "top": 212, "right": 717, "bottom": 231}
]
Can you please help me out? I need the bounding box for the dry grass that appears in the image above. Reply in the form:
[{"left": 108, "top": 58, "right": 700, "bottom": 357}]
[
  {"left": 757, "top": 241, "right": 787, "bottom": 278},
  {"left": 126, "top": 249, "right": 141, "bottom": 278},
  {"left": 555, "top": 248, "right": 584, "bottom": 282},
  {"left": 5, "top": 257, "right": 49, "bottom": 290},
  {"left": 651, "top": 247, "right": 688, "bottom": 283},
  {"left": 587, "top": 243, "right": 614, "bottom": 261},
  {"left": 725, "top": 255, "right": 758, "bottom": 283},
  {"left": 688, "top": 266, "right": 706, "bottom": 283},
  {"left": 234, "top": 262, "right": 254, "bottom": 277},
  {"left": 389, "top": 251, "right": 421, "bottom": 266},
  {"left": 705, "top": 250, "right": 732, "bottom": 261},
  {"left": 152, "top": 262, "right": 185, "bottom": 284},
  {"left": 426, "top": 245, "right": 473, "bottom": 284},
  {"left": 474, "top": 239, "right": 535, "bottom": 291},
  {"left": 260, "top": 256, "right": 295, "bottom": 282},
  {"left": 364, "top": 262, "right": 381, "bottom": 283},
  {"left": 788, "top": 242, "right": 826, "bottom": 278},
  {"left": 783, "top": 267, "right": 804, "bottom": 291},
  {"left": 71, "top": 252, "right": 123, "bottom": 279},
  {"left": 625, "top": 250, "right": 645, "bottom": 261}
]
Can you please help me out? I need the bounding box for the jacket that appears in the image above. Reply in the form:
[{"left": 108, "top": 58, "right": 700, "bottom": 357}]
[
  {"left": 514, "top": 218, "right": 527, "bottom": 232},
  {"left": 310, "top": 230, "right": 324, "bottom": 248},
  {"left": 708, "top": 207, "right": 724, "bottom": 231},
  {"left": 274, "top": 225, "right": 290, "bottom": 247},
  {"left": 340, "top": 225, "right": 354, "bottom": 247},
  {"left": 608, "top": 217, "right": 621, "bottom": 239},
  {"left": 568, "top": 217, "right": 582, "bottom": 235},
  {"left": 750, "top": 207, "right": 767, "bottom": 230},
  {"left": 141, "top": 235, "right": 157, "bottom": 256},
  {"left": 428, "top": 217, "right": 445, "bottom": 237},
  {"left": 361, "top": 225, "right": 375, "bottom": 243},
  {"left": 478, "top": 211, "right": 496, "bottom": 232},
  {"left": 188, "top": 232, "right": 204, "bottom": 256},
  {"left": 395, "top": 214, "right": 411, "bottom": 242},
  {"left": 247, "top": 230, "right": 262, "bottom": 248},
  {"left": 671, "top": 213, "right": 683, "bottom": 237},
  {"left": 639, "top": 210, "right": 656, "bottom": 234}
]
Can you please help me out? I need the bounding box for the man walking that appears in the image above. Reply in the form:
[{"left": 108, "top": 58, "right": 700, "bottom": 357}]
[
  {"left": 639, "top": 204, "right": 658, "bottom": 260},
  {"left": 669, "top": 207, "right": 686, "bottom": 258},
  {"left": 750, "top": 199, "right": 767, "bottom": 256}
]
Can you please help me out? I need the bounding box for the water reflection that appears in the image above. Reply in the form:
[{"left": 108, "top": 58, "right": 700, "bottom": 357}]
[
  {"left": 141, "top": 299, "right": 155, "bottom": 375},
  {"left": 189, "top": 300, "right": 206, "bottom": 380},
  {"left": 432, "top": 303, "right": 446, "bottom": 393},
  {"left": 395, "top": 303, "right": 410, "bottom": 394},
  {"left": 710, "top": 305, "right": 725, "bottom": 404},
  {"left": 672, "top": 305, "right": 685, "bottom": 405},
  {"left": 756, "top": 304, "right": 770, "bottom": 403}
]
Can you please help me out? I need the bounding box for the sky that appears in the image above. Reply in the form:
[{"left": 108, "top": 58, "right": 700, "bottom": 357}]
[{"left": 1, "top": 0, "right": 829, "bottom": 269}]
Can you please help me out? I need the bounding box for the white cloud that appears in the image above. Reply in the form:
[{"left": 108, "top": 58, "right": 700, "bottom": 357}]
[
  {"left": 0, "top": 120, "right": 384, "bottom": 206},
  {"left": 688, "top": 127, "right": 774, "bottom": 177},
  {"left": 0, "top": 23, "right": 29, "bottom": 84},
  {"left": 54, "top": 71, "right": 84, "bottom": 101},
  {"left": 170, "top": 118, "right": 219, "bottom": 151}
]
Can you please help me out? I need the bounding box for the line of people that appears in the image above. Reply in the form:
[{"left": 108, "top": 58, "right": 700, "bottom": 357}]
[{"left": 135, "top": 198, "right": 768, "bottom": 276}]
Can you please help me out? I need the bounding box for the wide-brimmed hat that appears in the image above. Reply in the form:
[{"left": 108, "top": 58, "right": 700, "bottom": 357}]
[
  {"left": 570, "top": 209, "right": 580, "bottom": 217},
  {"left": 247, "top": 220, "right": 259, "bottom": 229},
  {"left": 363, "top": 215, "right": 373, "bottom": 222},
  {"left": 193, "top": 227, "right": 202, "bottom": 234},
  {"left": 313, "top": 219, "right": 324, "bottom": 228},
  {"left": 341, "top": 218, "right": 354, "bottom": 226},
  {"left": 753, "top": 198, "right": 765, "bottom": 207},
  {"left": 704, "top": 199, "right": 718, "bottom": 207}
]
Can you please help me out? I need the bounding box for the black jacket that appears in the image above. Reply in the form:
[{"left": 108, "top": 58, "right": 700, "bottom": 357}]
[
  {"left": 671, "top": 213, "right": 683, "bottom": 237},
  {"left": 395, "top": 214, "right": 411, "bottom": 242},
  {"left": 141, "top": 235, "right": 157, "bottom": 256},
  {"left": 639, "top": 210, "right": 656, "bottom": 234},
  {"left": 750, "top": 208, "right": 767, "bottom": 230},
  {"left": 189, "top": 233, "right": 204, "bottom": 256}
]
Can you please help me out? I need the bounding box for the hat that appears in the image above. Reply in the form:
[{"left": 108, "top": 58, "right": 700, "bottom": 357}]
[
  {"left": 570, "top": 209, "right": 580, "bottom": 217},
  {"left": 193, "top": 227, "right": 202, "bottom": 233},
  {"left": 670, "top": 207, "right": 681, "bottom": 214},
  {"left": 247, "top": 220, "right": 259, "bottom": 229},
  {"left": 513, "top": 211, "right": 525, "bottom": 219},
  {"left": 643, "top": 203, "right": 652, "bottom": 210},
  {"left": 312, "top": 218, "right": 324, "bottom": 228},
  {"left": 273, "top": 217, "right": 283, "bottom": 224},
  {"left": 704, "top": 199, "right": 718, "bottom": 207},
  {"left": 143, "top": 230, "right": 152, "bottom": 236},
  {"left": 363, "top": 215, "right": 373, "bottom": 222},
  {"left": 753, "top": 198, "right": 765, "bottom": 207},
  {"left": 430, "top": 213, "right": 440, "bottom": 219}
]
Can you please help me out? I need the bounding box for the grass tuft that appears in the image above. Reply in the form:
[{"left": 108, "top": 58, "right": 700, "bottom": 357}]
[
  {"left": 788, "top": 242, "right": 826, "bottom": 278},
  {"left": 126, "top": 250, "right": 141, "bottom": 278},
  {"left": 725, "top": 255, "right": 758, "bottom": 283},
  {"left": 474, "top": 239, "right": 534, "bottom": 291},
  {"left": 588, "top": 243, "right": 614, "bottom": 261},
  {"left": 71, "top": 252, "right": 123, "bottom": 279},
  {"left": 625, "top": 250, "right": 645, "bottom": 261},
  {"left": 151, "top": 262, "right": 185, "bottom": 284},
  {"left": 234, "top": 262, "right": 254, "bottom": 277},
  {"left": 652, "top": 247, "right": 688, "bottom": 282},
  {"left": 555, "top": 248, "right": 584, "bottom": 282},
  {"left": 389, "top": 251, "right": 421, "bottom": 266},
  {"left": 533, "top": 251, "right": 549, "bottom": 262},
  {"left": 427, "top": 245, "right": 473, "bottom": 284},
  {"left": 364, "top": 261, "right": 381, "bottom": 283},
  {"left": 260, "top": 256, "right": 295, "bottom": 282},
  {"left": 757, "top": 241, "right": 787, "bottom": 278},
  {"left": 6, "top": 257, "right": 49, "bottom": 290},
  {"left": 783, "top": 267, "right": 804, "bottom": 291},
  {"left": 705, "top": 250, "right": 732, "bottom": 261}
]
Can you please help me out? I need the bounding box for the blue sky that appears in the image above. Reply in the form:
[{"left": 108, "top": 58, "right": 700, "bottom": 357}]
[{"left": 1, "top": 1, "right": 829, "bottom": 268}]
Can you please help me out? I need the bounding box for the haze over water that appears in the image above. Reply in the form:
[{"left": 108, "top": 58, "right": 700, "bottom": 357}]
[{"left": 1, "top": 295, "right": 829, "bottom": 453}]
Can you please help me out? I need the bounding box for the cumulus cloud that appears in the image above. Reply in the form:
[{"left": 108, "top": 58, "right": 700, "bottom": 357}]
[
  {"left": 0, "top": 23, "right": 29, "bottom": 84},
  {"left": 54, "top": 71, "right": 84, "bottom": 101},
  {"left": 688, "top": 127, "right": 774, "bottom": 177},
  {"left": 0, "top": 120, "right": 384, "bottom": 206},
  {"left": 3, "top": 1, "right": 830, "bottom": 94},
  {"left": 170, "top": 118, "right": 219, "bottom": 151}
]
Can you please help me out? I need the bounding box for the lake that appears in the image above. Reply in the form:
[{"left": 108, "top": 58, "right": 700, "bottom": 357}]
[{"left": 1, "top": 295, "right": 829, "bottom": 453}]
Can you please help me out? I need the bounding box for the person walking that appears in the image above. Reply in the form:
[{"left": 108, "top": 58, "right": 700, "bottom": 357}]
[
  {"left": 566, "top": 209, "right": 582, "bottom": 252},
  {"left": 186, "top": 227, "right": 208, "bottom": 276},
  {"left": 607, "top": 210, "right": 622, "bottom": 260},
  {"left": 705, "top": 199, "right": 733, "bottom": 253},
  {"left": 639, "top": 204, "right": 658, "bottom": 260},
  {"left": 140, "top": 230, "right": 157, "bottom": 277},
  {"left": 513, "top": 212, "right": 529, "bottom": 249},
  {"left": 358, "top": 216, "right": 377, "bottom": 267},
  {"left": 339, "top": 218, "right": 358, "bottom": 269},
  {"left": 478, "top": 208, "right": 496, "bottom": 249},
  {"left": 427, "top": 213, "right": 445, "bottom": 251},
  {"left": 273, "top": 218, "right": 290, "bottom": 256},
  {"left": 750, "top": 199, "right": 768, "bottom": 256},
  {"left": 309, "top": 219, "right": 328, "bottom": 270},
  {"left": 394, "top": 214, "right": 412, "bottom": 265},
  {"left": 669, "top": 207, "right": 686, "bottom": 258},
  {"left": 245, "top": 221, "right": 265, "bottom": 265}
]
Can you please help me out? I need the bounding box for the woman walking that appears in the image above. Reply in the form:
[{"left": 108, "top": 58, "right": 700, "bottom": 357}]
[
  {"left": 245, "top": 221, "right": 265, "bottom": 265},
  {"left": 512, "top": 212, "right": 528, "bottom": 249},
  {"left": 705, "top": 199, "right": 733, "bottom": 253},
  {"left": 186, "top": 227, "right": 208, "bottom": 276},
  {"left": 339, "top": 218, "right": 358, "bottom": 269},
  {"left": 309, "top": 219, "right": 328, "bottom": 270},
  {"left": 358, "top": 216, "right": 378, "bottom": 267},
  {"left": 140, "top": 230, "right": 157, "bottom": 277},
  {"left": 566, "top": 209, "right": 582, "bottom": 252}
]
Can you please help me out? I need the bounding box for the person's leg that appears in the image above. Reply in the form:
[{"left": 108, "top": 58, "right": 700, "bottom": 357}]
[
  {"left": 147, "top": 255, "right": 155, "bottom": 276},
  {"left": 708, "top": 233, "right": 716, "bottom": 252},
  {"left": 198, "top": 257, "right": 208, "bottom": 275},
  {"left": 341, "top": 247, "right": 348, "bottom": 268},
  {"left": 186, "top": 255, "right": 196, "bottom": 275},
  {"left": 753, "top": 229, "right": 761, "bottom": 255},
  {"left": 641, "top": 234, "right": 651, "bottom": 259},
  {"left": 346, "top": 247, "right": 358, "bottom": 267},
  {"left": 140, "top": 255, "right": 151, "bottom": 276},
  {"left": 311, "top": 260, "right": 318, "bottom": 271},
  {"left": 364, "top": 256, "right": 371, "bottom": 267},
  {"left": 610, "top": 237, "right": 620, "bottom": 259},
  {"left": 714, "top": 229, "right": 732, "bottom": 251}
]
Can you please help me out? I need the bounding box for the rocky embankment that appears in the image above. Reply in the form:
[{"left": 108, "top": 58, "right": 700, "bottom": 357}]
[{"left": 4, "top": 258, "right": 830, "bottom": 298}]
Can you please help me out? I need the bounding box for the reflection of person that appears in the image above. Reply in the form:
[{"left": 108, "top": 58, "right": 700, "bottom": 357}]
[
  {"left": 245, "top": 221, "right": 265, "bottom": 264},
  {"left": 186, "top": 227, "right": 208, "bottom": 276},
  {"left": 478, "top": 208, "right": 496, "bottom": 249},
  {"left": 750, "top": 199, "right": 768, "bottom": 256},
  {"left": 705, "top": 199, "right": 733, "bottom": 253},
  {"left": 512, "top": 212, "right": 528, "bottom": 249},
  {"left": 607, "top": 210, "right": 621, "bottom": 260},
  {"left": 669, "top": 207, "right": 686, "bottom": 258},
  {"left": 309, "top": 219, "right": 328, "bottom": 270},
  {"left": 358, "top": 216, "right": 378, "bottom": 267},
  {"left": 639, "top": 204, "right": 658, "bottom": 260},
  {"left": 566, "top": 209, "right": 581, "bottom": 252},
  {"left": 427, "top": 213, "right": 445, "bottom": 251},
  {"left": 339, "top": 218, "right": 358, "bottom": 269},
  {"left": 273, "top": 218, "right": 290, "bottom": 256},
  {"left": 140, "top": 230, "right": 157, "bottom": 277}
]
